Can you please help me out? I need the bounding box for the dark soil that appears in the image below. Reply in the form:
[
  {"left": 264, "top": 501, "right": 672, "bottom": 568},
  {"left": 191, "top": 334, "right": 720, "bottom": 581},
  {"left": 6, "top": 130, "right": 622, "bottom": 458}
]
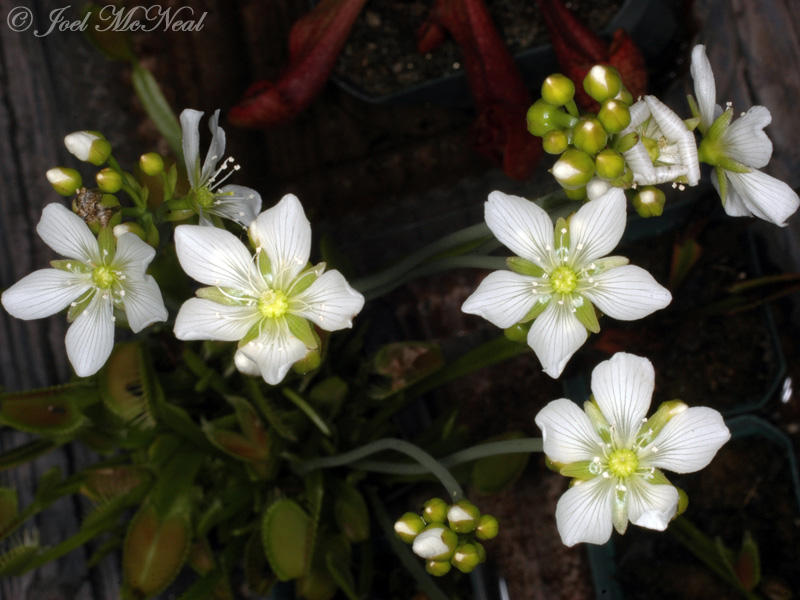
[
  {"left": 335, "top": 0, "right": 623, "bottom": 97},
  {"left": 615, "top": 437, "right": 800, "bottom": 599}
]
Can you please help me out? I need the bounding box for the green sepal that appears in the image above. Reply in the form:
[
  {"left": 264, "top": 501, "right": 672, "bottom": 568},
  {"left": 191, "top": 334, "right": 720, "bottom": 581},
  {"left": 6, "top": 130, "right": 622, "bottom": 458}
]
[
  {"left": 50, "top": 259, "right": 90, "bottom": 273},
  {"left": 96, "top": 226, "right": 116, "bottom": 263},
  {"left": 683, "top": 116, "right": 701, "bottom": 131},
  {"left": 288, "top": 262, "right": 326, "bottom": 296},
  {"left": 506, "top": 256, "right": 545, "bottom": 277},
  {"left": 285, "top": 314, "right": 318, "bottom": 350},
  {"left": 544, "top": 456, "right": 565, "bottom": 473},
  {"left": 559, "top": 460, "right": 597, "bottom": 480},
  {"left": 612, "top": 131, "right": 638, "bottom": 153},
  {"left": 195, "top": 286, "right": 252, "bottom": 306},
  {"left": 716, "top": 156, "right": 751, "bottom": 174},
  {"left": 675, "top": 485, "right": 689, "bottom": 517},
  {"left": 520, "top": 299, "right": 548, "bottom": 323},
  {"left": 707, "top": 106, "right": 733, "bottom": 141},
  {"left": 67, "top": 288, "right": 95, "bottom": 323},
  {"left": 584, "top": 399, "right": 612, "bottom": 444},
  {"left": 591, "top": 255, "right": 630, "bottom": 273},
  {"left": 716, "top": 168, "right": 729, "bottom": 205},
  {"left": 238, "top": 321, "right": 263, "bottom": 349},
  {"left": 261, "top": 498, "right": 312, "bottom": 581},
  {"left": 686, "top": 94, "right": 701, "bottom": 126},
  {"left": 611, "top": 484, "right": 629, "bottom": 535},
  {"left": 635, "top": 400, "right": 688, "bottom": 446},
  {"left": 256, "top": 249, "right": 272, "bottom": 279},
  {"left": 573, "top": 296, "right": 600, "bottom": 333},
  {"left": 164, "top": 164, "right": 178, "bottom": 201},
  {"left": 503, "top": 322, "right": 531, "bottom": 343}
]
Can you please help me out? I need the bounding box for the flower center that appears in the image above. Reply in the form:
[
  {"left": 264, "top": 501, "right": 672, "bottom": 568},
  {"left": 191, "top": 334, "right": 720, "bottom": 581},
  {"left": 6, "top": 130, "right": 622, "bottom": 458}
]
[
  {"left": 191, "top": 186, "right": 216, "bottom": 209},
  {"left": 607, "top": 448, "right": 639, "bottom": 478},
  {"left": 258, "top": 289, "right": 288, "bottom": 319},
  {"left": 92, "top": 265, "right": 117, "bottom": 289},
  {"left": 550, "top": 265, "right": 578, "bottom": 294}
]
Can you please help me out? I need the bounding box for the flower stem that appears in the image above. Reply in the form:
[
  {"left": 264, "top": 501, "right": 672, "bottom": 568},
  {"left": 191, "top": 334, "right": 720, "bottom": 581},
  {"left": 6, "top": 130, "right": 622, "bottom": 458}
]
[
  {"left": 298, "top": 438, "right": 464, "bottom": 502},
  {"left": 351, "top": 438, "right": 543, "bottom": 475}
]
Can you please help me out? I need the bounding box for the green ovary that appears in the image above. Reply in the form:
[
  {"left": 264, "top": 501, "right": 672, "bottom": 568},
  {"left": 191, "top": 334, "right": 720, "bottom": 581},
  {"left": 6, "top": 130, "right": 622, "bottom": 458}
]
[
  {"left": 258, "top": 289, "right": 289, "bottom": 319},
  {"left": 550, "top": 266, "right": 578, "bottom": 294},
  {"left": 607, "top": 448, "right": 639, "bottom": 478},
  {"left": 92, "top": 266, "right": 117, "bottom": 289},
  {"left": 191, "top": 186, "right": 216, "bottom": 209}
]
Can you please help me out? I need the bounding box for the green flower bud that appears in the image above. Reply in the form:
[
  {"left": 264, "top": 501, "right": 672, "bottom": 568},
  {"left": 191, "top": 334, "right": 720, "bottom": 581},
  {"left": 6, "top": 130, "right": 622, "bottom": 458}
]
[
  {"left": 551, "top": 148, "right": 595, "bottom": 189},
  {"left": 113, "top": 222, "right": 147, "bottom": 241},
  {"left": 140, "top": 152, "right": 165, "bottom": 176},
  {"left": 564, "top": 187, "right": 587, "bottom": 201},
  {"left": 632, "top": 186, "right": 666, "bottom": 217},
  {"left": 613, "top": 131, "right": 639, "bottom": 154},
  {"left": 573, "top": 117, "right": 608, "bottom": 155},
  {"left": 526, "top": 100, "right": 576, "bottom": 137},
  {"left": 451, "top": 543, "right": 481, "bottom": 574},
  {"left": 412, "top": 525, "right": 458, "bottom": 561},
  {"left": 394, "top": 512, "right": 426, "bottom": 544},
  {"left": 595, "top": 149, "right": 626, "bottom": 180},
  {"left": 425, "top": 560, "right": 452, "bottom": 577},
  {"left": 96, "top": 168, "right": 122, "bottom": 193},
  {"left": 292, "top": 349, "right": 321, "bottom": 375},
  {"left": 475, "top": 514, "right": 499, "bottom": 540},
  {"left": 614, "top": 86, "right": 634, "bottom": 105},
  {"left": 598, "top": 99, "right": 631, "bottom": 133},
  {"left": 46, "top": 167, "right": 82, "bottom": 196},
  {"left": 541, "top": 73, "right": 575, "bottom": 106},
  {"left": 583, "top": 65, "right": 622, "bottom": 102},
  {"left": 474, "top": 542, "right": 487, "bottom": 563},
  {"left": 447, "top": 500, "right": 480, "bottom": 534},
  {"left": 542, "top": 129, "right": 569, "bottom": 155},
  {"left": 64, "top": 131, "right": 111, "bottom": 166},
  {"left": 422, "top": 498, "right": 448, "bottom": 524}
]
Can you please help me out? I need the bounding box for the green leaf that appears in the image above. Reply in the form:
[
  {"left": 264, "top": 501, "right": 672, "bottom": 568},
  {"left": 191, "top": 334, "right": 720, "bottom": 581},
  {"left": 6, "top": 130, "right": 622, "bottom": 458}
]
[
  {"left": 261, "top": 498, "right": 312, "bottom": 581},
  {"left": 243, "top": 529, "right": 275, "bottom": 595},
  {"left": 373, "top": 341, "right": 444, "bottom": 394},
  {"left": 669, "top": 238, "right": 702, "bottom": 291},
  {"left": 202, "top": 422, "right": 269, "bottom": 462},
  {"left": 0, "top": 532, "right": 41, "bottom": 576},
  {"left": 288, "top": 263, "right": 325, "bottom": 296},
  {"left": 0, "top": 488, "right": 18, "bottom": 537},
  {"left": 123, "top": 501, "right": 192, "bottom": 598},
  {"left": 131, "top": 64, "right": 182, "bottom": 160},
  {"left": 333, "top": 482, "right": 369, "bottom": 543},
  {"left": 573, "top": 296, "right": 600, "bottom": 333},
  {"left": 735, "top": 531, "right": 761, "bottom": 591},
  {"left": 324, "top": 536, "right": 359, "bottom": 600},
  {"left": 0, "top": 439, "right": 59, "bottom": 471},
  {"left": 0, "top": 383, "right": 95, "bottom": 436},
  {"left": 471, "top": 432, "right": 531, "bottom": 493},
  {"left": 520, "top": 299, "right": 548, "bottom": 323},
  {"left": 98, "top": 342, "right": 156, "bottom": 429}
]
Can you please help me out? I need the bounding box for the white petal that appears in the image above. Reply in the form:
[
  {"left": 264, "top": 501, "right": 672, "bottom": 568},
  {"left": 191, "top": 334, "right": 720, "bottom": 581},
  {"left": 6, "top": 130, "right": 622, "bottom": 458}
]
[
  {"left": 174, "top": 225, "right": 261, "bottom": 292},
  {"left": 239, "top": 320, "right": 308, "bottom": 385},
  {"left": 2, "top": 269, "right": 90, "bottom": 319},
  {"left": 722, "top": 106, "right": 772, "bottom": 168},
  {"left": 555, "top": 477, "right": 615, "bottom": 546},
  {"left": 248, "top": 194, "right": 311, "bottom": 288},
  {"left": 412, "top": 527, "right": 450, "bottom": 559},
  {"left": 582, "top": 265, "right": 672, "bottom": 320},
  {"left": 484, "top": 191, "right": 554, "bottom": 268},
  {"left": 180, "top": 108, "right": 204, "bottom": 187},
  {"left": 676, "top": 132, "right": 701, "bottom": 186},
  {"left": 626, "top": 477, "right": 679, "bottom": 531},
  {"left": 568, "top": 188, "right": 626, "bottom": 266},
  {"left": 121, "top": 275, "right": 168, "bottom": 333},
  {"left": 461, "top": 270, "right": 538, "bottom": 329},
  {"left": 201, "top": 109, "right": 226, "bottom": 183},
  {"left": 112, "top": 233, "right": 156, "bottom": 277},
  {"left": 644, "top": 96, "right": 700, "bottom": 185},
  {"left": 622, "top": 99, "right": 650, "bottom": 134},
  {"left": 690, "top": 45, "right": 717, "bottom": 131},
  {"left": 36, "top": 203, "right": 100, "bottom": 263},
  {"left": 590, "top": 353, "right": 654, "bottom": 446},
  {"left": 712, "top": 170, "right": 751, "bottom": 217},
  {"left": 534, "top": 398, "right": 604, "bottom": 464},
  {"left": 527, "top": 300, "right": 588, "bottom": 378},
  {"left": 291, "top": 270, "right": 364, "bottom": 331},
  {"left": 647, "top": 407, "right": 730, "bottom": 473},
  {"left": 727, "top": 170, "right": 800, "bottom": 227},
  {"left": 65, "top": 293, "right": 114, "bottom": 377},
  {"left": 174, "top": 298, "right": 259, "bottom": 341},
  {"left": 585, "top": 178, "right": 611, "bottom": 201},
  {"left": 234, "top": 350, "right": 261, "bottom": 376},
  {"left": 212, "top": 185, "right": 262, "bottom": 227},
  {"left": 624, "top": 142, "right": 657, "bottom": 184}
]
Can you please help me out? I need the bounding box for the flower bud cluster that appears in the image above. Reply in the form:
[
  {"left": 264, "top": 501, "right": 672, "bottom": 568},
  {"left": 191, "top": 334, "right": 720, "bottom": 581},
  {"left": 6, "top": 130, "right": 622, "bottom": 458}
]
[
  {"left": 527, "top": 66, "right": 636, "bottom": 201},
  {"left": 393, "top": 498, "right": 498, "bottom": 576}
]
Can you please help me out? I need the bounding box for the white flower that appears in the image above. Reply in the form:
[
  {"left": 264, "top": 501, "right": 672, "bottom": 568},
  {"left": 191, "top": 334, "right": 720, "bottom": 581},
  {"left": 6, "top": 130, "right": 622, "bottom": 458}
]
[
  {"left": 620, "top": 96, "right": 700, "bottom": 187},
  {"left": 690, "top": 44, "right": 799, "bottom": 226},
  {"left": 173, "top": 194, "right": 365, "bottom": 385},
  {"left": 535, "top": 352, "right": 730, "bottom": 547},
  {"left": 180, "top": 108, "right": 262, "bottom": 227},
  {"left": 64, "top": 131, "right": 111, "bottom": 165},
  {"left": 1, "top": 203, "right": 167, "bottom": 377},
  {"left": 461, "top": 190, "right": 671, "bottom": 378}
]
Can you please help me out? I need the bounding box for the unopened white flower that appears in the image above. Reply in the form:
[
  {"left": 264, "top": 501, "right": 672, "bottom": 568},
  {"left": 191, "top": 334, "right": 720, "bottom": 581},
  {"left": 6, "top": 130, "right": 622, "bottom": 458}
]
[
  {"left": 535, "top": 352, "right": 730, "bottom": 546},
  {"left": 690, "top": 44, "right": 799, "bottom": 226},
  {"left": 173, "top": 194, "right": 365, "bottom": 385},
  {"left": 411, "top": 526, "right": 457, "bottom": 560},
  {"left": 461, "top": 190, "right": 671, "bottom": 378},
  {"left": 620, "top": 96, "right": 700, "bottom": 187},
  {"left": 64, "top": 131, "right": 111, "bottom": 165},
  {"left": 180, "top": 108, "right": 261, "bottom": 227},
  {"left": 1, "top": 203, "right": 167, "bottom": 377}
]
